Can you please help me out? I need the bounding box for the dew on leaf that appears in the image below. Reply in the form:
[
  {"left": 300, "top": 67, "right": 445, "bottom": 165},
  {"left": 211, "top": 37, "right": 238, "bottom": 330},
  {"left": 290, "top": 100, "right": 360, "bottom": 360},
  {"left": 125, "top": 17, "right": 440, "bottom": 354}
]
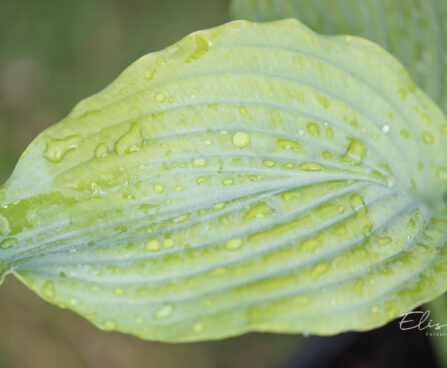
[
  {"left": 0, "top": 238, "right": 17, "bottom": 250},
  {"left": 299, "top": 162, "right": 323, "bottom": 171},
  {"left": 223, "top": 178, "right": 234, "bottom": 186},
  {"left": 277, "top": 138, "right": 303, "bottom": 152},
  {"left": 422, "top": 131, "right": 434, "bottom": 144},
  {"left": 381, "top": 125, "right": 390, "bottom": 134},
  {"left": 146, "top": 240, "right": 160, "bottom": 251},
  {"left": 114, "top": 288, "right": 124, "bottom": 296},
  {"left": 164, "top": 238, "right": 174, "bottom": 249},
  {"left": 226, "top": 237, "right": 242, "bottom": 250},
  {"left": 95, "top": 143, "right": 108, "bottom": 158},
  {"left": 44, "top": 135, "right": 81, "bottom": 163},
  {"left": 243, "top": 202, "right": 273, "bottom": 221},
  {"left": 43, "top": 281, "right": 55, "bottom": 299},
  {"left": 400, "top": 129, "right": 410, "bottom": 139},
  {"left": 0, "top": 215, "right": 10, "bottom": 236},
  {"left": 307, "top": 122, "right": 320, "bottom": 137},
  {"left": 115, "top": 124, "right": 143, "bottom": 156},
  {"left": 232, "top": 132, "right": 250, "bottom": 148},
  {"left": 349, "top": 194, "right": 367, "bottom": 215},
  {"left": 156, "top": 93, "right": 166, "bottom": 102},
  {"left": 154, "top": 184, "right": 164, "bottom": 193},
  {"left": 193, "top": 158, "right": 206, "bottom": 167},
  {"left": 316, "top": 94, "right": 330, "bottom": 108},
  {"left": 155, "top": 304, "right": 174, "bottom": 319}
]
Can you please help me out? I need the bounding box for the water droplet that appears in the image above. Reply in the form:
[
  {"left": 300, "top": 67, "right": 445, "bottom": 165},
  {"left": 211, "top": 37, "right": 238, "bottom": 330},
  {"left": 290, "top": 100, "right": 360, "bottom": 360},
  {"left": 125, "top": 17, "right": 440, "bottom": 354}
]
[
  {"left": 146, "top": 240, "right": 160, "bottom": 251},
  {"left": 316, "top": 94, "right": 330, "bottom": 108},
  {"left": 0, "top": 215, "right": 10, "bottom": 236},
  {"left": 144, "top": 68, "right": 156, "bottom": 80},
  {"left": 322, "top": 151, "right": 333, "bottom": 160},
  {"left": 115, "top": 124, "right": 143, "bottom": 156},
  {"left": 422, "top": 131, "right": 434, "bottom": 144},
  {"left": 185, "top": 35, "right": 209, "bottom": 62},
  {"left": 400, "top": 129, "right": 410, "bottom": 139},
  {"left": 0, "top": 238, "right": 16, "bottom": 249},
  {"left": 44, "top": 135, "right": 81, "bottom": 163},
  {"left": 223, "top": 178, "right": 234, "bottom": 186},
  {"left": 232, "top": 132, "right": 250, "bottom": 148},
  {"left": 226, "top": 237, "right": 242, "bottom": 250},
  {"left": 103, "top": 320, "right": 117, "bottom": 330},
  {"left": 244, "top": 203, "right": 273, "bottom": 221},
  {"left": 196, "top": 177, "right": 205, "bottom": 184},
  {"left": 239, "top": 105, "right": 247, "bottom": 115},
  {"left": 381, "top": 125, "right": 390, "bottom": 134},
  {"left": 95, "top": 143, "right": 108, "bottom": 158},
  {"left": 43, "top": 281, "right": 55, "bottom": 299},
  {"left": 214, "top": 202, "right": 225, "bottom": 210},
  {"left": 155, "top": 304, "right": 174, "bottom": 319},
  {"left": 301, "top": 238, "right": 320, "bottom": 252},
  {"left": 441, "top": 124, "right": 447, "bottom": 135},
  {"left": 326, "top": 127, "right": 333, "bottom": 138},
  {"left": 114, "top": 288, "right": 124, "bottom": 296},
  {"left": 299, "top": 162, "right": 323, "bottom": 171},
  {"left": 277, "top": 138, "right": 303, "bottom": 152},
  {"left": 153, "top": 184, "right": 163, "bottom": 193},
  {"left": 349, "top": 194, "right": 367, "bottom": 215},
  {"left": 155, "top": 93, "right": 166, "bottom": 102},
  {"left": 307, "top": 122, "right": 320, "bottom": 137},
  {"left": 263, "top": 159, "right": 275, "bottom": 167},
  {"left": 398, "top": 88, "right": 407, "bottom": 99},
  {"left": 346, "top": 137, "right": 367, "bottom": 161},
  {"left": 377, "top": 237, "right": 392, "bottom": 246},
  {"left": 193, "top": 158, "right": 206, "bottom": 167},
  {"left": 164, "top": 238, "right": 174, "bottom": 249}
]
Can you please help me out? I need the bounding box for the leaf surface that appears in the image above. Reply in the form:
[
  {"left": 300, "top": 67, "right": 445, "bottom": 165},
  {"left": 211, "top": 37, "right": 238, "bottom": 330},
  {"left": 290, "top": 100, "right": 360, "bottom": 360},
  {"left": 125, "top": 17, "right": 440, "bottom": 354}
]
[
  {"left": 1, "top": 20, "right": 447, "bottom": 341},
  {"left": 231, "top": 0, "right": 447, "bottom": 115}
]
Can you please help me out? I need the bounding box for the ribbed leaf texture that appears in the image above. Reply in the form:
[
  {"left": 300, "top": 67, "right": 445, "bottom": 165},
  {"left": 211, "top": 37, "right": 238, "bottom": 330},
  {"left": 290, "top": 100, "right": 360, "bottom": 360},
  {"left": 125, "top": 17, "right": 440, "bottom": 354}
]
[{"left": 1, "top": 20, "right": 447, "bottom": 341}]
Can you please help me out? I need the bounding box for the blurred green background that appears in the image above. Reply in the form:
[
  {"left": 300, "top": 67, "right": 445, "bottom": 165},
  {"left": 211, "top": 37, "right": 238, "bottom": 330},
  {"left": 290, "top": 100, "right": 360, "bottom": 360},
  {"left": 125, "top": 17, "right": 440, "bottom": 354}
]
[{"left": 0, "top": 1, "right": 301, "bottom": 367}]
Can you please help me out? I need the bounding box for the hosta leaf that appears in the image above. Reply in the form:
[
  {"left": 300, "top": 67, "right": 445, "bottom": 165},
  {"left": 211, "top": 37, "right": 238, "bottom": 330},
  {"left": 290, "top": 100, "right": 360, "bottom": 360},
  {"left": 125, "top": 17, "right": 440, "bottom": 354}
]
[
  {"left": 231, "top": 0, "right": 447, "bottom": 115},
  {"left": 1, "top": 19, "right": 447, "bottom": 342}
]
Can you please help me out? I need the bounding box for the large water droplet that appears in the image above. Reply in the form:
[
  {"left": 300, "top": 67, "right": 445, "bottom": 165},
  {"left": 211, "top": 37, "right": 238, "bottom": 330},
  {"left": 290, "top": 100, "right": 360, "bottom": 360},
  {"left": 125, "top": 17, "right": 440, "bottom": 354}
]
[
  {"left": 44, "top": 135, "right": 81, "bottom": 163},
  {"left": 43, "top": 281, "right": 55, "bottom": 299},
  {"left": 115, "top": 124, "right": 143, "bottom": 156}
]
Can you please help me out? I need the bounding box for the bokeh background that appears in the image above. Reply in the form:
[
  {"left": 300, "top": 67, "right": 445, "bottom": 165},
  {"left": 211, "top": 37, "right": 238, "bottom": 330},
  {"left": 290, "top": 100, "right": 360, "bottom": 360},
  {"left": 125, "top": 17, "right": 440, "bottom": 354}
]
[{"left": 0, "top": 1, "right": 445, "bottom": 367}]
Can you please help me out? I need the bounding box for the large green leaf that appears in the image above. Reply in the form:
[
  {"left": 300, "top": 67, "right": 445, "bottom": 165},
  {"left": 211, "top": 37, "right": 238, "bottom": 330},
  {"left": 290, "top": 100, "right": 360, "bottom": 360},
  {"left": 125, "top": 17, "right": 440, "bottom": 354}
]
[
  {"left": 1, "top": 19, "right": 447, "bottom": 342},
  {"left": 231, "top": 0, "right": 447, "bottom": 115}
]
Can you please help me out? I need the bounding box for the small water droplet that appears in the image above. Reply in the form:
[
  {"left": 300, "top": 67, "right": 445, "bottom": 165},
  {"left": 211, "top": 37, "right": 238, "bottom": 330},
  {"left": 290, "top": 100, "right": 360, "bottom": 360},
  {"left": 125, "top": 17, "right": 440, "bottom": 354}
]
[
  {"left": 349, "top": 194, "right": 367, "bottom": 215},
  {"left": 382, "top": 125, "right": 390, "bottom": 134},
  {"left": 400, "top": 129, "right": 410, "bottom": 139},
  {"left": 155, "top": 304, "right": 174, "bottom": 319},
  {"left": 299, "top": 162, "right": 323, "bottom": 171},
  {"left": 422, "top": 131, "right": 434, "bottom": 144},
  {"left": 232, "top": 132, "right": 250, "bottom": 148},
  {"left": 43, "top": 281, "right": 55, "bottom": 299},
  {"left": 103, "top": 320, "right": 117, "bottom": 330},
  {"left": 239, "top": 105, "right": 247, "bottom": 115},
  {"left": 154, "top": 184, "right": 163, "bottom": 193},
  {"left": 316, "top": 94, "right": 330, "bottom": 108},
  {"left": 226, "top": 237, "right": 242, "bottom": 250},
  {"left": 146, "top": 240, "right": 160, "bottom": 251},
  {"left": 306, "top": 122, "right": 320, "bottom": 137},
  {"left": 193, "top": 158, "right": 206, "bottom": 167},
  {"left": 164, "top": 238, "right": 174, "bottom": 249},
  {"left": 114, "top": 288, "right": 124, "bottom": 296},
  {"left": 223, "top": 178, "right": 234, "bottom": 186},
  {"left": 155, "top": 93, "right": 166, "bottom": 102}
]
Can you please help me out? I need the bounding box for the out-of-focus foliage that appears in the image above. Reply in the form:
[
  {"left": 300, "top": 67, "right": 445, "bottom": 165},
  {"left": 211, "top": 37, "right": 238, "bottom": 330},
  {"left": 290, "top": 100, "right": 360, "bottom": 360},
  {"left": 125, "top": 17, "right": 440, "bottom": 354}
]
[{"left": 231, "top": 0, "right": 447, "bottom": 115}]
